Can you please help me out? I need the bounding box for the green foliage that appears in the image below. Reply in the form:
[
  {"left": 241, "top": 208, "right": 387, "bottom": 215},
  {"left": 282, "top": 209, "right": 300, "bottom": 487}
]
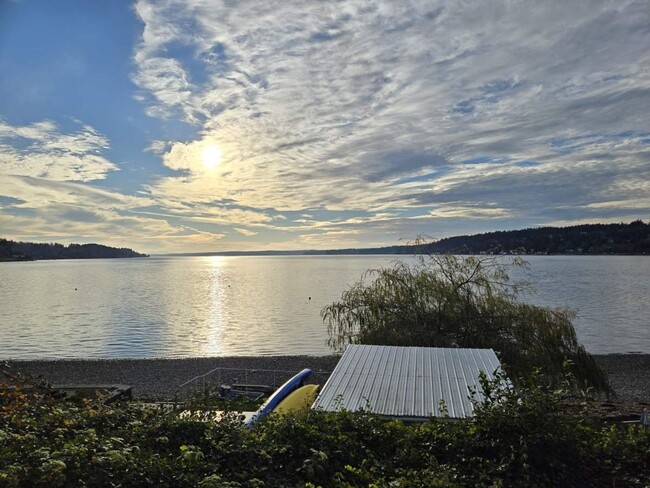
[
  {"left": 322, "top": 252, "right": 611, "bottom": 394},
  {"left": 181, "top": 384, "right": 266, "bottom": 413},
  {"left": 1, "top": 371, "right": 649, "bottom": 487}
]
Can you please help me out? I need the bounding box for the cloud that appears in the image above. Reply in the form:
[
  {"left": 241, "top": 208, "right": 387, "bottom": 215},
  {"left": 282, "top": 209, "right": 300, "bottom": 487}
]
[
  {"left": 0, "top": 175, "right": 150, "bottom": 210},
  {"left": 297, "top": 229, "right": 363, "bottom": 248},
  {"left": 130, "top": 0, "right": 649, "bottom": 233},
  {"left": 429, "top": 205, "right": 512, "bottom": 220},
  {"left": 131, "top": 198, "right": 278, "bottom": 226},
  {"left": 0, "top": 119, "right": 117, "bottom": 182},
  {"left": 145, "top": 140, "right": 170, "bottom": 154},
  {"left": 0, "top": 202, "right": 226, "bottom": 254},
  {"left": 586, "top": 198, "right": 650, "bottom": 210},
  {"left": 132, "top": 56, "right": 194, "bottom": 120},
  {"left": 5, "top": 1, "right": 650, "bottom": 252},
  {"left": 234, "top": 227, "right": 258, "bottom": 236}
]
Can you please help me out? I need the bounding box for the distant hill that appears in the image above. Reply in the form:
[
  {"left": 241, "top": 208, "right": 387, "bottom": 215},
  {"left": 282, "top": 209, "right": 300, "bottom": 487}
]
[
  {"left": 403, "top": 220, "right": 650, "bottom": 256},
  {"left": 172, "top": 220, "right": 649, "bottom": 257},
  {"left": 0, "top": 239, "right": 148, "bottom": 261}
]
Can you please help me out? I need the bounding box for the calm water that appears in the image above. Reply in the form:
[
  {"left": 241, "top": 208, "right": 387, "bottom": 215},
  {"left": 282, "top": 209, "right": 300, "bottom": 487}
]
[{"left": 0, "top": 255, "right": 648, "bottom": 359}]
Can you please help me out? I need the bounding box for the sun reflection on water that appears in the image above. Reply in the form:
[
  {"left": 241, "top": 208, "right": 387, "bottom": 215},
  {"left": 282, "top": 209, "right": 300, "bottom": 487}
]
[{"left": 204, "top": 257, "right": 226, "bottom": 356}]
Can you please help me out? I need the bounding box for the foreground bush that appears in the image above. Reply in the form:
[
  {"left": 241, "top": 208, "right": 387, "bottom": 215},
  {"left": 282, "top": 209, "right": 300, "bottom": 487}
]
[
  {"left": 322, "top": 252, "right": 610, "bottom": 394},
  {"left": 1, "top": 373, "right": 648, "bottom": 487}
]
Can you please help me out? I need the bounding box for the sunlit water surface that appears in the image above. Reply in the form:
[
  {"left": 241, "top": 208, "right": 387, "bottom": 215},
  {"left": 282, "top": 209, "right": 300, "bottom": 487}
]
[{"left": 0, "top": 255, "right": 648, "bottom": 358}]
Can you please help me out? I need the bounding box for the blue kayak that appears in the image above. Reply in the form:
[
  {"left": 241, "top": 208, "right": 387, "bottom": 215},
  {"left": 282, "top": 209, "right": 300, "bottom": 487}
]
[{"left": 245, "top": 368, "right": 312, "bottom": 426}]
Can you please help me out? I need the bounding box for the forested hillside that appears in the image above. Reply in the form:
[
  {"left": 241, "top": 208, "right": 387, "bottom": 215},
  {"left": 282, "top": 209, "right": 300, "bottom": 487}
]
[
  {"left": 419, "top": 220, "right": 650, "bottom": 255},
  {"left": 0, "top": 239, "right": 147, "bottom": 261},
  {"left": 355, "top": 220, "right": 650, "bottom": 255}
]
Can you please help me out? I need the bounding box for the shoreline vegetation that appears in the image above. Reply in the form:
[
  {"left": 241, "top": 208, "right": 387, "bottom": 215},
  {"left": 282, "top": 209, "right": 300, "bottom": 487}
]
[
  {"left": 4, "top": 356, "right": 650, "bottom": 486},
  {"left": 0, "top": 239, "right": 148, "bottom": 262},
  {"left": 7, "top": 354, "right": 650, "bottom": 404}
]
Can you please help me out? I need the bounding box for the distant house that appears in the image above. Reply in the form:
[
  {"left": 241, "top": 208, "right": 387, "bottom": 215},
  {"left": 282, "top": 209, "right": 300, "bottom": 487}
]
[{"left": 312, "top": 345, "right": 505, "bottom": 421}]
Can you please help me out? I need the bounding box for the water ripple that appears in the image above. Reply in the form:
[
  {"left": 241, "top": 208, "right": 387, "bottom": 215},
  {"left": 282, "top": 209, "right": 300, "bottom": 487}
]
[{"left": 0, "top": 255, "right": 648, "bottom": 359}]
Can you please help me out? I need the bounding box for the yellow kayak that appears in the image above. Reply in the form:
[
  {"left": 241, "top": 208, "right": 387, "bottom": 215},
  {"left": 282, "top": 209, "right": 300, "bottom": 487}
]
[{"left": 273, "top": 384, "right": 319, "bottom": 415}]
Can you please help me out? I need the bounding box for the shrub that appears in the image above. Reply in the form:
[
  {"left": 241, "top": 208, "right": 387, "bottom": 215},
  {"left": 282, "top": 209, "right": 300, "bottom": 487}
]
[{"left": 1, "top": 369, "right": 649, "bottom": 487}]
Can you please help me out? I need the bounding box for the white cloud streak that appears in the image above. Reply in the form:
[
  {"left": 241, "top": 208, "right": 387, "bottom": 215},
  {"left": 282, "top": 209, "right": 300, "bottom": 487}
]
[
  {"left": 234, "top": 227, "right": 258, "bottom": 237},
  {"left": 129, "top": 0, "right": 649, "bottom": 234},
  {"left": 0, "top": 119, "right": 117, "bottom": 181}
]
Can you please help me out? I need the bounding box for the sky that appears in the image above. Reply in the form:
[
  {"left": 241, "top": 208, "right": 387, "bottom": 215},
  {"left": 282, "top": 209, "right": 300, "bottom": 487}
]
[{"left": 0, "top": 0, "right": 648, "bottom": 253}]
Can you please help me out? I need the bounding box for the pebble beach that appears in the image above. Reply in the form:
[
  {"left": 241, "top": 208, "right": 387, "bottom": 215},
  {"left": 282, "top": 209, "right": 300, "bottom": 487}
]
[
  {"left": 6, "top": 354, "right": 649, "bottom": 405},
  {"left": 6, "top": 355, "right": 341, "bottom": 400}
]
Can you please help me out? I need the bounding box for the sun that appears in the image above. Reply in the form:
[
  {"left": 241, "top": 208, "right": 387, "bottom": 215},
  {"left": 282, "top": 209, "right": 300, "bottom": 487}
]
[{"left": 201, "top": 145, "right": 222, "bottom": 169}]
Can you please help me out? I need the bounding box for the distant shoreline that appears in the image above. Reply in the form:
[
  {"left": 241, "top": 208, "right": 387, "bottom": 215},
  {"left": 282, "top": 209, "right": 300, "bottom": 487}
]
[
  {"left": 3, "top": 221, "right": 647, "bottom": 258},
  {"left": 165, "top": 221, "right": 648, "bottom": 256},
  {"left": 7, "top": 354, "right": 650, "bottom": 404},
  {"left": 0, "top": 256, "right": 148, "bottom": 262},
  {"left": 158, "top": 252, "right": 649, "bottom": 257},
  {"left": 2, "top": 253, "right": 648, "bottom": 262}
]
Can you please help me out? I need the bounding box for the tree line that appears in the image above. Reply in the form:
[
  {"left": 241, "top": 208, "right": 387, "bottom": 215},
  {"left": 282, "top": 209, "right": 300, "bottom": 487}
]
[
  {"left": 0, "top": 239, "right": 147, "bottom": 261},
  {"left": 421, "top": 219, "right": 650, "bottom": 255}
]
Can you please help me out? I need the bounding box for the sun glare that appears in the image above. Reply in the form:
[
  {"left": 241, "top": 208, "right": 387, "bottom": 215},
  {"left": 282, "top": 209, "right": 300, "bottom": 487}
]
[{"left": 201, "top": 145, "right": 222, "bottom": 169}]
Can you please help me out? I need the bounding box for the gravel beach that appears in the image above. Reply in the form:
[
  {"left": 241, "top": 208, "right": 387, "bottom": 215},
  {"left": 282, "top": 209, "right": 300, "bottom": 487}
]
[
  {"left": 6, "top": 354, "right": 650, "bottom": 404},
  {"left": 6, "top": 356, "right": 341, "bottom": 400}
]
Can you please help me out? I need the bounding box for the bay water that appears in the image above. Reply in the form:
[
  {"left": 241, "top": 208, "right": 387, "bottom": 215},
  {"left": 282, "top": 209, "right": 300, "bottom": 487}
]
[{"left": 0, "top": 255, "right": 648, "bottom": 359}]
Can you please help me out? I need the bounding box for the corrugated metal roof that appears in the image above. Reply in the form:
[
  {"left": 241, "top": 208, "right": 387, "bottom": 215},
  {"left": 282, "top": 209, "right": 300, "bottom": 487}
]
[{"left": 311, "top": 345, "right": 503, "bottom": 419}]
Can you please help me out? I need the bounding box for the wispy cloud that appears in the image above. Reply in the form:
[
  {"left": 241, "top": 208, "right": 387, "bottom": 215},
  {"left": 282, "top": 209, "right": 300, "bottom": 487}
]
[
  {"left": 0, "top": 119, "right": 117, "bottom": 181},
  {"left": 144, "top": 140, "right": 170, "bottom": 154},
  {"left": 0, "top": 193, "right": 227, "bottom": 253},
  {"left": 429, "top": 205, "right": 512, "bottom": 220},
  {"left": 234, "top": 227, "right": 258, "bottom": 237},
  {"left": 131, "top": 0, "right": 649, "bottom": 236}
]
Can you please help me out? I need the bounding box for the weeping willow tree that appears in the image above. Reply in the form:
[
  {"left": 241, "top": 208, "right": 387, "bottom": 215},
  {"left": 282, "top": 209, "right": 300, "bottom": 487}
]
[{"left": 322, "top": 252, "right": 611, "bottom": 395}]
